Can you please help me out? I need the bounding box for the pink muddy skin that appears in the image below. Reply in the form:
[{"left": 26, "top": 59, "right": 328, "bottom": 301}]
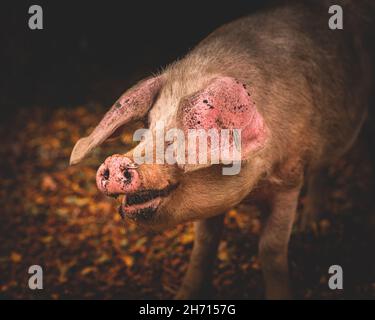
[
  {"left": 180, "top": 76, "right": 266, "bottom": 158},
  {"left": 96, "top": 154, "right": 141, "bottom": 196}
]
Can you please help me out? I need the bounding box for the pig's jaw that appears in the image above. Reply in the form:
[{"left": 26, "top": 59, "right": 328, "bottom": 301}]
[
  {"left": 119, "top": 196, "right": 161, "bottom": 222},
  {"left": 118, "top": 184, "right": 178, "bottom": 223}
]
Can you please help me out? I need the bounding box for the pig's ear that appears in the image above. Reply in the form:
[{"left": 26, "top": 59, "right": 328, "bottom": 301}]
[
  {"left": 178, "top": 76, "right": 267, "bottom": 169},
  {"left": 70, "top": 76, "right": 163, "bottom": 165}
]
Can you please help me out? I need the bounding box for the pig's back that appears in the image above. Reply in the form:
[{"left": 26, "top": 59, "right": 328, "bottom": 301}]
[{"left": 182, "top": 0, "right": 374, "bottom": 165}]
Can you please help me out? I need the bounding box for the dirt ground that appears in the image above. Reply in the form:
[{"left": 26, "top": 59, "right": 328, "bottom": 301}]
[{"left": 0, "top": 104, "right": 374, "bottom": 299}]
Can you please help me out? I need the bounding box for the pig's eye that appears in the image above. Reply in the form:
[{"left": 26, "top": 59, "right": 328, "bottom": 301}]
[{"left": 144, "top": 118, "right": 149, "bottom": 128}]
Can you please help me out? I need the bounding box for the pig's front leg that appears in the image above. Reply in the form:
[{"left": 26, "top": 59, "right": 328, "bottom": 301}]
[
  {"left": 259, "top": 185, "right": 301, "bottom": 299},
  {"left": 175, "top": 214, "right": 225, "bottom": 300}
]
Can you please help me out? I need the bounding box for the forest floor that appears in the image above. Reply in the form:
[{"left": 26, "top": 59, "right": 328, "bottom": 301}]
[{"left": 0, "top": 104, "right": 375, "bottom": 299}]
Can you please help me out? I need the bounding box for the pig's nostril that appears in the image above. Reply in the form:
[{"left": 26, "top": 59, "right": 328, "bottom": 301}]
[
  {"left": 123, "top": 168, "right": 132, "bottom": 182},
  {"left": 103, "top": 168, "right": 110, "bottom": 180}
]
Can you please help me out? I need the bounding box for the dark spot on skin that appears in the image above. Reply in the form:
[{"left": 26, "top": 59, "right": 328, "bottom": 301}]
[
  {"left": 215, "top": 118, "right": 225, "bottom": 128},
  {"left": 182, "top": 101, "right": 193, "bottom": 113},
  {"left": 125, "top": 99, "right": 130, "bottom": 103},
  {"left": 236, "top": 105, "right": 244, "bottom": 112},
  {"left": 115, "top": 102, "right": 122, "bottom": 109},
  {"left": 203, "top": 99, "right": 208, "bottom": 104}
]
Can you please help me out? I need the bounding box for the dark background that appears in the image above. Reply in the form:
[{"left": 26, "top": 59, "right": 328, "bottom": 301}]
[
  {"left": 1, "top": 0, "right": 270, "bottom": 116},
  {"left": 1, "top": 0, "right": 375, "bottom": 300}
]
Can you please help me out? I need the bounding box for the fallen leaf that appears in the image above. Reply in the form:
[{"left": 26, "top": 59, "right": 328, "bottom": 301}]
[
  {"left": 121, "top": 255, "right": 134, "bottom": 268},
  {"left": 81, "top": 266, "right": 96, "bottom": 276},
  {"left": 180, "top": 233, "right": 194, "bottom": 245},
  {"left": 41, "top": 175, "right": 57, "bottom": 192},
  {"left": 10, "top": 252, "right": 22, "bottom": 263}
]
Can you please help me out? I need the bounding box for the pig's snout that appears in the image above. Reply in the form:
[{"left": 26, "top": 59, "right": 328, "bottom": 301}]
[{"left": 96, "top": 154, "right": 141, "bottom": 196}]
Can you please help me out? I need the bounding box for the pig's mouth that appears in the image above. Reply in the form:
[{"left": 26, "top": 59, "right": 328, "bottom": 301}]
[{"left": 118, "top": 184, "right": 178, "bottom": 221}]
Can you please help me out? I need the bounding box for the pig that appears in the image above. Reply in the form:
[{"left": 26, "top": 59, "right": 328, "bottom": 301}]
[{"left": 70, "top": 0, "right": 375, "bottom": 299}]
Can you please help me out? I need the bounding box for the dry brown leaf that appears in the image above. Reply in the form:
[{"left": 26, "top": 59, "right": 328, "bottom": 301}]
[
  {"left": 10, "top": 252, "right": 22, "bottom": 263},
  {"left": 121, "top": 255, "right": 134, "bottom": 268},
  {"left": 41, "top": 175, "right": 57, "bottom": 192}
]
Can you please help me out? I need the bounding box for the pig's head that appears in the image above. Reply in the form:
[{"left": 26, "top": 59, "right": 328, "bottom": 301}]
[{"left": 70, "top": 74, "right": 269, "bottom": 231}]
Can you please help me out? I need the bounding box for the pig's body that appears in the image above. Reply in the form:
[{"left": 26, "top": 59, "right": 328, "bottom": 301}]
[
  {"left": 163, "top": 1, "right": 372, "bottom": 168},
  {"left": 71, "top": 0, "right": 374, "bottom": 299}
]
